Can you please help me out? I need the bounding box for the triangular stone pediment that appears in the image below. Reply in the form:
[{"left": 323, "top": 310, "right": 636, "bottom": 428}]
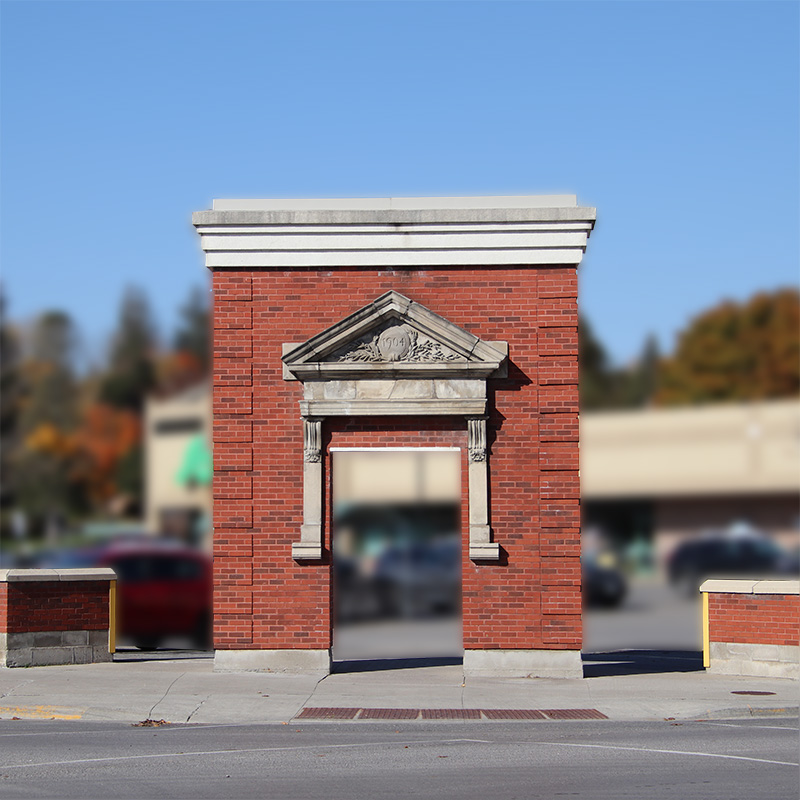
[{"left": 282, "top": 291, "right": 506, "bottom": 380}]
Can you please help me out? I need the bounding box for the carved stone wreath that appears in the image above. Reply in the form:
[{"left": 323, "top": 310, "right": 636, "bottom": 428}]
[{"left": 337, "top": 324, "right": 461, "bottom": 364}]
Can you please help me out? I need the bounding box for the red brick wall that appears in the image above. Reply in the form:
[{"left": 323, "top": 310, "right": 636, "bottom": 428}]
[
  {"left": 1, "top": 581, "right": 110, "bottom": 634},
  {"left": 709, "top": 593, "right": 799, "bottom": 647},
  {"left": 212, "top": 266, "right": 581, "bottom": 651},
  {"left": 0, "top": 584, "right": 7, "bottom": 633}
]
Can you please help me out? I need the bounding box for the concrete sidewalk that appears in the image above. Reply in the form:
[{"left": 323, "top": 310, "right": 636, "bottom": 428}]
[{"left": 1, "top": 651, "right": 797, "bottom": 725}]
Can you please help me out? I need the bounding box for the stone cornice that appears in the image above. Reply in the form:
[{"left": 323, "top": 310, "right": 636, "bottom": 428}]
[{"left": 193, "top": 195, "right": 596, "bottom": 269}]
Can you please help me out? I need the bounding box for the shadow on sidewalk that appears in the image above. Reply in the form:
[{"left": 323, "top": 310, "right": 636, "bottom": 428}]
[
  {"left": 582, "top": 649, "right": 703, "bottom": 678},
  {"left": 113, "top": 647, "right": 214, "bottom": 662},
  {"left": 332, "top": 656, "right": 463, "bottom": 673}
]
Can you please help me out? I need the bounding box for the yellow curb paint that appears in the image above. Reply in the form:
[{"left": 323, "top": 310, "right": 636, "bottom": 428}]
[
  {"left": 702, "top": 591, "right": 710, "bottom": 668},
  {"left": 109, "top": 580, "right": 117, "bottom": 655},
  {"left": 0, "top": 706, "right": 83, "bottom": 720}
]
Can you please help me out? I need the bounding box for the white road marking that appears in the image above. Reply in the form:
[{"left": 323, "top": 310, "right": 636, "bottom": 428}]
[
  {"left": 537, "top": 741, "right": 798, "bottom": 767},
  {"left": 0, "top": 738, "right": 492, "bottom": 770},
  {"left": 694, "top": 721, "right": 798, "bottom": 732}
]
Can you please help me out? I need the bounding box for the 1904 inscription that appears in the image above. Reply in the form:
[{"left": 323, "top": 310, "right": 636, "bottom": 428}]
[{"left": 377, "top": 326, "right": 412, "bottom": 361}]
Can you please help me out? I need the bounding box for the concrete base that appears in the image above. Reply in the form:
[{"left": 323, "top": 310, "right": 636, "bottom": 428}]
[
  {"left": 463, "top": 649, "right": 583, "bottom": 678},
  {"left": 708, "top": 642, "right": 799, "bottom": 680},
  {"left": 214, "top": 649, "right": 331, "bottom": 674},
  {"left": 1, "top": 630, "right": 111, "bottom": 668}
]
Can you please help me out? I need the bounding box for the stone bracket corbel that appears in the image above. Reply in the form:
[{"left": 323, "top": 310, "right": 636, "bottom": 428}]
[
  {"left": 467, "top": 416, "right": 500, "bottom": 560},
  {"left": 292, "top": 418, "right": 324, "bottom": 560}
]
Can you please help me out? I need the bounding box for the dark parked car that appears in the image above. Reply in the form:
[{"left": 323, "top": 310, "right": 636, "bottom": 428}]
[
  {"left": 582, "top": 557, "right": 627, "bottom": 608},
  {"left": 667, "top": 535, "right": 797, "bottom": 596},
  {"left": 373, "top": 537, "right": 461, "bottom": 619}
]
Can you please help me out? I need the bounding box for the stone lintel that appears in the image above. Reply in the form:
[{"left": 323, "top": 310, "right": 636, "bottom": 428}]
[
  {"left": 299, "top": 399, "right": 487, "bottom": 417},
  {"left": 463, "top": 649, "right": 584, "bottom": 679},
  {"left": 213, "top": 649, "right": 332, "bottom": 674}
]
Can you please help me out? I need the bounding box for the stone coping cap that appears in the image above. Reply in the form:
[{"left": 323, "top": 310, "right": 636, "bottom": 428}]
[
  {"left": 699, "top": 578, "right": 800, "bottom": 595},
  {"left": 211, "top": 195, "right": 580, "bottom": 211},
  {"left": 0, "top": 568, "right": 117, "bottom": 583}
]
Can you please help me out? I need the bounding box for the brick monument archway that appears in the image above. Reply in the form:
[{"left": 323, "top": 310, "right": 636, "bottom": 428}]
[{"left": 193, "top": 195, "right": 596, "bottom": 678}]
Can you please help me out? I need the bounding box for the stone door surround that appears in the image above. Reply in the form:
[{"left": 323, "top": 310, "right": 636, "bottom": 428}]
[{"left": 282, "top": 290, "right": 507, "bottom": 561}]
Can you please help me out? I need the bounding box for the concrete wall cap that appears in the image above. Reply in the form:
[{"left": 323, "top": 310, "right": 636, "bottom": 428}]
[
  {"left": 0, "top": 568, "right": 117, "bottom": 583},
  {"left": 752, "top": 579, "right": 800, "bottom": 595},
  {"left": 56, "top": 568, "right": 117, "bottom": 582},
  {"left": 700, "top": 578, "right": 799, "bottom": 595}
]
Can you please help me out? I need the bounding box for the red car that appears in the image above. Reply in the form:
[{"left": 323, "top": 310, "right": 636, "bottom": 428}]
[
  {"left": 99, "top": 541, "right": 212, "bottom": 650},
  {"left": 29, "top": 539, "right": 213, "bottom": 650}
]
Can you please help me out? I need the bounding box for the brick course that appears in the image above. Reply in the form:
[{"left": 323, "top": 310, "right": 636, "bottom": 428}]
[
  {"left": 1, "top": 581, "right": 109, "bottom": 633},
  {"left": 709, "top": 593, "right": 799, "bottom": 648}
]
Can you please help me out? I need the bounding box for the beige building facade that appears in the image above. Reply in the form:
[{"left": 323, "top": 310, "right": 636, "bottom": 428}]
[
  {"left": 144, "top": 383, "right": 212, "bottom": 546},
  {"left": 581, "top": 399, "right": 800, "bottom": 563}
]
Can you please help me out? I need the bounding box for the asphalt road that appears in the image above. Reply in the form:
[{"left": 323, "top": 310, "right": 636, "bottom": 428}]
[{"left": 0, "top": 717, "right": 796, "bottom": 799}]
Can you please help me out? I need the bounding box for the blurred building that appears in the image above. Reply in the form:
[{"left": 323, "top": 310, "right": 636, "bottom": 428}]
[
  {"left": 142, "top": 389, "right": 799, "bottom": 562},
  {"left": 581, "top": 399, "right": 800, "bottom": 566},
  {"left": 144, "top": 382, "right": 212, "bottom": 546}
]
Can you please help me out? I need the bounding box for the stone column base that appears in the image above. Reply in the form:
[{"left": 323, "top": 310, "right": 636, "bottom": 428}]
[
  {"left": 1, "top": 630, "right": 111, "bottom": 668},
  {"left": 463, "top": 649, "right": 583, "bottom": 678},
  {"left": 213, "top": 649, "right": 331, "bottom": 674},
  {"left": 708, "top": 642, "right": 799, "bottom": 680}
]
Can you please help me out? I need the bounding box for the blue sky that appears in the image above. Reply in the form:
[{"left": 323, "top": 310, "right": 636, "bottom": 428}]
[{"left": 2, "top": 1, "right": 797, "bottom": 367}]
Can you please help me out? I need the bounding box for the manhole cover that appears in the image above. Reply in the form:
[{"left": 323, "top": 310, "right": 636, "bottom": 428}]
[{"left": 731, "top": 691, "right": 776, "bottom": 696}]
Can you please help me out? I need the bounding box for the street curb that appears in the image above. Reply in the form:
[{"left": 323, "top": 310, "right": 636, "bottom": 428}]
[{"left": 691, "top": 706, "right": 799, "bottom": 720}]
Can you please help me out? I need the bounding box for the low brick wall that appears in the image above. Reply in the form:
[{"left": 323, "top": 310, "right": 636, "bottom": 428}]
[
  {"left": 700, "top": 579, "right": 799, "bottom": 680},
  {"left": 0, "top": 568, "right": 117, "bottom": 667}
]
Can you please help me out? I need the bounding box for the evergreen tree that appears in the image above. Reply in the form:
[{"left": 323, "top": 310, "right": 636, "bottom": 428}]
[
  {"left": 623, "top": 334, "right": 661, "bottom": 407},
  {"left": 579, "top": 316, "right": 616, "bottom": 410},
  {"left": 173, "top": 285, "right": 210, "bottom": 372},
  {"left": 100, "top": 286, "right": 158, "bottom": 410},
  {"left": 0, "top": 290, "right": 21, "bottom": 508},
  {"left": 14, "top": 311, "right": 81, "bottom": 536}
]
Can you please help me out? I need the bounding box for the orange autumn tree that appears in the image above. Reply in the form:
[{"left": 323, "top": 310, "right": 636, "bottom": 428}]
[
  {"left": 69, "top": 403, "right": 142, "bottom": 509},
  {"left": 656, "top": 288, "right": 800, "bottom": 406}
]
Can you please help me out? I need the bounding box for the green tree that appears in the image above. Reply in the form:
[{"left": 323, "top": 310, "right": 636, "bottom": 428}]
[
  {"left": 100, "top": 286, "right": 158, "bottom": 410},
  {"left": 0, "top": 290, "right": 21, "bottom": 509},
  {"left": 657, "top": 288, "right": 800, "bottom": 405},
  {"left": 622, "top": 334, "right": 661, "bottom": 407},
  {"left": 173, "top": 285, "right": 210, "bottom": 372},
  {"left": 580, "top": 317, "right": 662, "bottom": 410},
  {"left": 579, "top": 316, "right": 615, "bottom": 410},
  {"left": 13, "top": 311, "right": 82, "bottom": 536}
]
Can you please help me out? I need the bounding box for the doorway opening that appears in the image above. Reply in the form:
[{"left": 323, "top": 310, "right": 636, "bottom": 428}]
[{"left": 331, "top": 448, "right": 462, "bottom": 668}]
